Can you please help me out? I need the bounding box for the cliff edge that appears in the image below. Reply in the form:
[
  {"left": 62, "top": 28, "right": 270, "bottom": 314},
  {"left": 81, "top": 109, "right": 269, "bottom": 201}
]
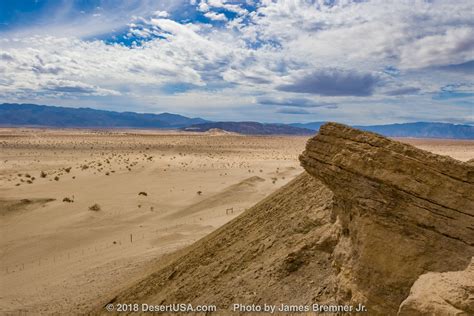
[{"left": 300, "top": 122, "right": 474, "bottom": 314}]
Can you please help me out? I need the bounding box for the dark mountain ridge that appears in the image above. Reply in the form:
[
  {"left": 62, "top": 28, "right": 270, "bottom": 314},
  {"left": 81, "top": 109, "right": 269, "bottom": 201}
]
[
  {"left": 291, "top": 121, "right": 474, "bottom": 139},
  {"left": 354, "top": 122, "right": 474, "bottom": 139},
  {"left": 0, "top": 103, "right": 208, "bottom": 129},
  {"left": 183, "top": 121, "right": 315, "bottom": 135}
]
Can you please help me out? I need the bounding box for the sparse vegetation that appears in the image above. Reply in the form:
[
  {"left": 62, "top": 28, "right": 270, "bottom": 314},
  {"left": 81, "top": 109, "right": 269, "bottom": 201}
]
[
  {"left": 89, "top": 203, "right": 101, "bottom": 211},
  {"left": 283, "top": 251, "right": 306, "bottom": 274}
]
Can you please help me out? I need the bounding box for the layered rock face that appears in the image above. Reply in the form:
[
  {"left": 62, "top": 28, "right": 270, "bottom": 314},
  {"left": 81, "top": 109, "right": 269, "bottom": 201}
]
[{"left": 300, "top": 122, "right": 474, "bottom": 314}]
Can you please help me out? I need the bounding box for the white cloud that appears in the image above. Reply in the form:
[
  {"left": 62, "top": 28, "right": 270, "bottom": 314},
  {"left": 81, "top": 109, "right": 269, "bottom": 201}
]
[
  {"left": 42, "top": 79, "right": 121, "bottom": 96},
  {"left": 198, "top": 1, "right": 210, "bottom": 12},
  {"left": 400, "top": 27, "right": 474, "bottom": 69},
  {"left": 204, "top": 11, "right": 228, "bottom": 21},
  {"left": 0, "top": 0, "right": 472, "bottom": 124},
  {"left": 153, "top": 10, "right": 170, "bottom": 18},
  {"left": 206, "top": 0, "right": 248, "bottom": 15}
]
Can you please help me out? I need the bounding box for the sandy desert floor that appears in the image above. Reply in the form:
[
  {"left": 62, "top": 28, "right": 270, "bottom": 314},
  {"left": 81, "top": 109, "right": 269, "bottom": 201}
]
[{"left": 0, "top": 128, "right": 472, "bottom": 314}]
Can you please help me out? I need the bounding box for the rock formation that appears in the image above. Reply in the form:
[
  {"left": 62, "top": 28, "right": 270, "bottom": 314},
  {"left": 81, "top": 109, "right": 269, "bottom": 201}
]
[
  {"left": 95, "top": 123, "right": 474, "bottom": 315},
  {"left": 398, "top": 258, "right": 474, "bottom": 315},
  {"left": 299, "top": 122, "right": 474, "bottom": 314}
]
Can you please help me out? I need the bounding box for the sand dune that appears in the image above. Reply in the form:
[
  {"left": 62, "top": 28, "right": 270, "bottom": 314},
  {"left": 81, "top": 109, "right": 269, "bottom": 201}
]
[{"left": 166, "top": 176, "right": 269, "bottom": 220}]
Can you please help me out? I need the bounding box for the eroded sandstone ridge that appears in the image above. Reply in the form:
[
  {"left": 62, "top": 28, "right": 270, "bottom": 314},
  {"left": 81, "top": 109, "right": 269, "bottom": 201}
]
[
  {"left": 300, "top": 122, "right": 474, "bottom": 314},
  {"left": 96, "top": 123, "right": 473, "bottom": 315},
  {"left": 398, "top": 258, "right": 474, "bottom": 315}
]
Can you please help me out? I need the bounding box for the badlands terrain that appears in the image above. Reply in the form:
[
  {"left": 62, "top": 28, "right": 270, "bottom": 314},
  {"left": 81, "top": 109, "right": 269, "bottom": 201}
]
[{"left": 0, "top": 126, "right": 473, "bottom": 315}]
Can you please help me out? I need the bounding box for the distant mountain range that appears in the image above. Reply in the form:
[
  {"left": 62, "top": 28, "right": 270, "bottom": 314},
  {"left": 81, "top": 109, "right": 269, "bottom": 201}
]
[
  {"left": 289, "top": 122, "right": 327, "bottom": 131},
  {"left": 354, "top": 122, "right": 474, "bottom": 139},
  {"left": 1, "top": 103, "right": 473, "bottom": 139},
  {"left": 291, "top": 121, "right": 474, "bottom": 139},
  {"left": 183, "top": 121, "right": 314, "bottom": 135},
  {"left": 0, "top": 103, "right": 208, "bottom": 128}
]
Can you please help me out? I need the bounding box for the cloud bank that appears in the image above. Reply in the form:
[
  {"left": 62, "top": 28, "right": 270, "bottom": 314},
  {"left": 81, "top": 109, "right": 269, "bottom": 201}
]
[{"left": 0, "top": 0, "right": 472, "bottom": 124}]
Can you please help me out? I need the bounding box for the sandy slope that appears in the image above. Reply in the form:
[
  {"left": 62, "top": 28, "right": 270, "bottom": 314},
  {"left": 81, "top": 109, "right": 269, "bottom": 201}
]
[
  {"left": 0, "top": 129, "right": 306, "bottom": 314},
  {"left": 0, "top": 128, "right": 472, "bottom": 314}
]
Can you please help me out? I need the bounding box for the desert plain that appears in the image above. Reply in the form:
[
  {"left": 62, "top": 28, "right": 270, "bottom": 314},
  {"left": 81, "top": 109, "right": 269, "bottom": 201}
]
[{"left": 0, "top": 128, "right": 472, "bottom": 314}]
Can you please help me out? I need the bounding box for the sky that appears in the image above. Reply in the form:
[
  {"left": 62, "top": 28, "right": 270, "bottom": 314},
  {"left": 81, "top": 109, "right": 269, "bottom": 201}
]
[{"left": 0, "top": 0, "right": 472, "bottom": 125}]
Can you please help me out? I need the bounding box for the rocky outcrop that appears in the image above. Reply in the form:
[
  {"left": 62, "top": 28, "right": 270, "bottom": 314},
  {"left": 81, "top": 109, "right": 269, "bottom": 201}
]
[
  {"left": 398, "top": 258, "right": 474, "bottom": 315},
  {"left": 300, "top": 122, "right": 474, "bottom": 314}
]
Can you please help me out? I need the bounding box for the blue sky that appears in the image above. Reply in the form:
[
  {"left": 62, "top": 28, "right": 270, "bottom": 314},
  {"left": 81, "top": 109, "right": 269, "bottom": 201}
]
[{"left": 0, "top": 0, "right": 472, "bottom": 124}]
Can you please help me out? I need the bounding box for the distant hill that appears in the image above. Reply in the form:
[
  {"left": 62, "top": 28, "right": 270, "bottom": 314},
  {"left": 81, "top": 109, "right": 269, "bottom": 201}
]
[
  {"left": 291, "top": 121, "right": 474, "bottom": 139},
  {"left": 1, "top": 103, "right": 472, "bottom": 138},
  {"left": 183, "top": 121, "right": 315, "bottom": 135},
  {"left": 0, "top": 103, "right": 208, "bottom": 129},
  {"left": 355, "top": 122, "right": 474, "bottom": 139},
  {"left": 289, "top": 122, "right": 326, "bottom": 131}
]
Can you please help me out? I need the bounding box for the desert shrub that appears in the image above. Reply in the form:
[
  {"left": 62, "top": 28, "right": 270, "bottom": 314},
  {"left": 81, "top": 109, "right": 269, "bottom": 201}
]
[
  {"left": 89, "top": 203, "right": 101, "bottom": 211},
  {"left": 283, "top": 251, "right": 306, "bottom": 274}
]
